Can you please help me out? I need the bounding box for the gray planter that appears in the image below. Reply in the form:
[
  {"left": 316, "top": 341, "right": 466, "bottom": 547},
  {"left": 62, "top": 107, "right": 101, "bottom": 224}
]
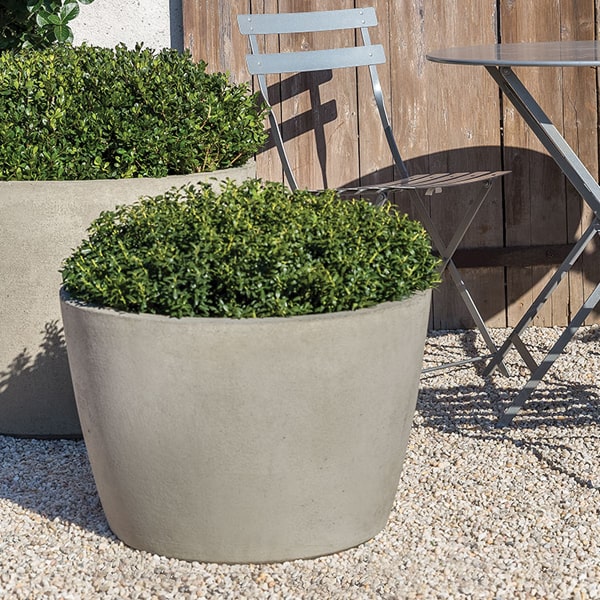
[
  {"left": 0, "top": 162, "right": 254, "bottom": 438},
  {"left": 60, "top": 289, "right": 431, "bottom": 563}
]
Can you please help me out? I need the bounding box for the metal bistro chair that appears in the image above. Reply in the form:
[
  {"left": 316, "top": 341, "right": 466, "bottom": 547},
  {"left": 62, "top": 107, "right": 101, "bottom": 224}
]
[{"left": 238, "top": 7, "right": 510, "bottom": 373}]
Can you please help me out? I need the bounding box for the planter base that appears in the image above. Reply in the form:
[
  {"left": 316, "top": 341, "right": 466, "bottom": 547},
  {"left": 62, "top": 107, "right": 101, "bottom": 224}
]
[{"left": 61, "top": 290, "right": 431, "bottom": 562}]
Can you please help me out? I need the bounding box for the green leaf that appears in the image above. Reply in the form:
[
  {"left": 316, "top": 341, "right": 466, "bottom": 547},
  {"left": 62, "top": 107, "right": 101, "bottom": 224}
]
[
  {"left": 27, "top": 0, "right": 44, "bottom": 12},
  {"left": 53, "top": 23, "right": 73, "bottom": 42},
  {"left": 35, "top": 11, "right": 52, "bottom": 26},
  {"left": 0, "top": 44, "right": 268, "bottom": 179},
  {"left": 3, "top": 0, "right": 95, "bottom": 51},
  {"left": 46, "top": 13, "right": 62, "bottom": 25},
  {"left": 61, "top": 3, "right": 80, "bottom": 23}
]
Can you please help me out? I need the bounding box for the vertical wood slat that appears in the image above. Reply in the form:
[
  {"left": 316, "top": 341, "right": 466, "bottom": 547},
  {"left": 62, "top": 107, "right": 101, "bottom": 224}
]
[
  {"left": 181, "top": 0, "right": 283, "bottom": 182},
  {"left": 182, "top": 0, "right": 600, "bottom": 329},
  {"left": 249, "top": 0, "right": 286, "bottom": 185},
  {"left": 181, "top": 0, "right": 249, "bottom": 83},
  {"left": 563, "top": 1, "right": 600, "bottom": 324},
  {"left": 277, "top": 0, "right": 358, "bottom": 191},
  {"left": 501, "top": 0, "right": 599, "bottom": 326},
  {"left": 355, "top": 0, "right": 395, "bottom": 188},
  {"left": 501, "top": 0, "right": 568, "bottom": 327},
  {"left": 420, "top": 0, "right": 506, "bottom": 329}
]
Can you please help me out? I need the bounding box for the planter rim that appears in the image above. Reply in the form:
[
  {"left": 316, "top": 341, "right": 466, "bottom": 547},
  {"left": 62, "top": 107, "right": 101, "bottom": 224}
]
[
  {"left": 60, "top": 287, "right": 431, "bottom": 326},
  {"left": 0, "top": 160, "right": 255, "bottom": 187}
]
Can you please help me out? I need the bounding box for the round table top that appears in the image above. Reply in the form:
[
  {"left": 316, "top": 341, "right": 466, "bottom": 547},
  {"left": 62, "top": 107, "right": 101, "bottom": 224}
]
[{"left": 427, "top": 40, "right": 600, "bottom": 67}]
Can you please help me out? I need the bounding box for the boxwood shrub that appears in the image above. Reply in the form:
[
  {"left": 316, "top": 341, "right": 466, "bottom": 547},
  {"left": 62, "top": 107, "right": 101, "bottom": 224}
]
[
  {"left": 61, "top": 179, "right": 441, "bottom": 318},
  {"left": 0, "top": 44, "right": 268, "bottom": 180}
]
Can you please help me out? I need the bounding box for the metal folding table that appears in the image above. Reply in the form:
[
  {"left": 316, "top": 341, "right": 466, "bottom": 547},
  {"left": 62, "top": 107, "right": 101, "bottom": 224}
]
[{"left": 427, "top": 41, "right": 600, "bottom": 425}]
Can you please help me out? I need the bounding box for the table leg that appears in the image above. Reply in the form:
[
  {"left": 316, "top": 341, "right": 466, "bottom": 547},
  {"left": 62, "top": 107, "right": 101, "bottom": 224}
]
[
  {"left": 486, "top": 66, "right": 600, "bottom": 216},
  {"left": 497, "top": 277, "right": 600, "bottom": 426},
  {"left": 484, "top": 219, "right": 600, "bottom": 376},
  {"left": 483, "top": 66, "right": 600, "bottom": 423}
]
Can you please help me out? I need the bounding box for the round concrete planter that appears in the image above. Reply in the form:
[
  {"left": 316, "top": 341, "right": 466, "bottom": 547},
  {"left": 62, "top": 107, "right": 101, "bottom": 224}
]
[
  {"left": 60, "top": 288, "right": 431, "bottom": 563},
  {"left": 0, "top": 162, "right": 254, "bottom": 438}
]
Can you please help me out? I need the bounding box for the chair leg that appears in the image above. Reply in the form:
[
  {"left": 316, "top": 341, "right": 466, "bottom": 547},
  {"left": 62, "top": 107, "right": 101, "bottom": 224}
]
[
  {"left": 408, "top": 184, "right": 508, "bottom": 374},
  {"left": 445, "top": 261, "right": 510, "bottom": 376}
]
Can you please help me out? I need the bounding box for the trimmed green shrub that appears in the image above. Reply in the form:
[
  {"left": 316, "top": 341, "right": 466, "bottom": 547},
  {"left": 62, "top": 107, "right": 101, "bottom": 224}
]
[
  {"left": 0, "top": 44, "right": 268, "bottom": 180},
  {"left": 61, "top": 179, "right": 441, "bottom": 318}
]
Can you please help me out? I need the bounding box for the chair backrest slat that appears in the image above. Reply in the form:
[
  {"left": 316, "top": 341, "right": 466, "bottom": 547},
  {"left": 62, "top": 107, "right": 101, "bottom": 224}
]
[
  {"left": 245, "top": 45, "right": 386, "bottom": 75},
  {"left": 237, "top": 8, "right": 377, "bottom": 35}
]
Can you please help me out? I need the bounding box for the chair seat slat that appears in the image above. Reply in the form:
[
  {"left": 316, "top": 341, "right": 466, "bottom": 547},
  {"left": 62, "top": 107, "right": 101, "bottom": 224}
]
[{"left": 337, "top": 171, "right": 510, "bottom": 194}]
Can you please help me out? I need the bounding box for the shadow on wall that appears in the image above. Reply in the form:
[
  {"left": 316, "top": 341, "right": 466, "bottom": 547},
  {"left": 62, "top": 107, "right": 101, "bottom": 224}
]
[
  {"left": 373, "top": 146, "right": 599, "bottom": 327},
  {"left": 0, "top": 321, "right": 80, "bottom": 438},
  {"left": 257, "top": 74, "right": 592, "bottom": 261},
  {"left": 257, "top": 85, "right": 599, "bottom": 326}
]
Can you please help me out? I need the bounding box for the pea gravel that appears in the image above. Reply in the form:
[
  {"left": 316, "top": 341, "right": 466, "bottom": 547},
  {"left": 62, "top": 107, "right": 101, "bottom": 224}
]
[{"left": 1, "top": 325, "right": 599, "bottom": 599}]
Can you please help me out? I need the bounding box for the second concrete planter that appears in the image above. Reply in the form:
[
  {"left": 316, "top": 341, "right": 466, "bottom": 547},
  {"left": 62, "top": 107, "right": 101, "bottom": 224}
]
[
  {"left": 0, "top": 162, "right": 254, "bottom": 437},
  {"left": 60, "top": 288, "right": 431, "bottom": 563}
]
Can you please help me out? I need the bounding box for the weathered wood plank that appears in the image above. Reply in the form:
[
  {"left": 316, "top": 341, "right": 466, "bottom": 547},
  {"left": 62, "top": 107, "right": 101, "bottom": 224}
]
[
  {"left": 419, "top": 0, "right": 506, "bottom": 328},
  {"left": 274, "top": 0, "right": 358, "bottom": 190},
  {"left": 248, "top": 0, "right": 285, "bottom": 184},
  {"left": 501, "top": 0, "right": 584, "bottom": 327},
  {"left": 355, "top": 0, "right": 395, "bottom": 188},
  {"left": 561, "top": 0, "right": 600, "bottom": 324},
  {"left": 182, "top": 0, "right": 250, "bottom": 83}
]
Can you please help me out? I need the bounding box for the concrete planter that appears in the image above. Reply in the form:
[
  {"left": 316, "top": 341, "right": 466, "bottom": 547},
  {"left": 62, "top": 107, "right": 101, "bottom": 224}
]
[
  {"left": 0, "top": 162, "right": 254, "bottom": 438},
  {"left": 60, "top": 288, "right": 431, "bottom": 563}
]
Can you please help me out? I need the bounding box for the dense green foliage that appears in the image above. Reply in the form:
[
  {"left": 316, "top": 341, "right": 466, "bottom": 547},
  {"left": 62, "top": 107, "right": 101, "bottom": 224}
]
[
  {"left": 0, "top": 0, "right": 94, "bottom": 51},
  {"left": 0, "top": 44, "right": 268, "bottom": 180},
  {"left": 61, "top": 179, "right": 440, "bottom": 318}
]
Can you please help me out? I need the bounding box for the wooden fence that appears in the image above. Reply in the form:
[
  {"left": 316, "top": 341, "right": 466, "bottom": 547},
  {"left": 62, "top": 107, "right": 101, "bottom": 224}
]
[{"left": 182, "top": 0, "right": 600, "bottom": 329}]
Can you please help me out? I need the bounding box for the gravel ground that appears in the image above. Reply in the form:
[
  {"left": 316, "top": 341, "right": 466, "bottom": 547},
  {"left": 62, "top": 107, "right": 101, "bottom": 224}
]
[{"left": 1, "top": 325, "right": 599, "bottom": 599}]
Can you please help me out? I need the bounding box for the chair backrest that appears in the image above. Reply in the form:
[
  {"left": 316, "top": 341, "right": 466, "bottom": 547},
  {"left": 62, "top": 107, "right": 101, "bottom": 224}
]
[{"left": 237, "top": 7, "right": 409, "bottom": 190}]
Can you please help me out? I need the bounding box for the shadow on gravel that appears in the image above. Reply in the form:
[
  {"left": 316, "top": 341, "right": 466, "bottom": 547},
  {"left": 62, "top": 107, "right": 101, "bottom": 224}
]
[
  {"left": 417, "top": 378, "right": 600, "bottom": 432},
  {"left": 416, "top": 361, "right": 600, "bottom": 491},
  {"left": 420, "top": 325, "right": 600, "bottom": 431},
  {"left": 0, "top": 437, "right": 114, "bottom": 538}
]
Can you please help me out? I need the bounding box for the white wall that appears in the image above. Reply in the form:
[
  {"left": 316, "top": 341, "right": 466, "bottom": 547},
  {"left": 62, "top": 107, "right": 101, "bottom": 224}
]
[{"left": 71, "top": 0, "right": 183, "bottom": 50}]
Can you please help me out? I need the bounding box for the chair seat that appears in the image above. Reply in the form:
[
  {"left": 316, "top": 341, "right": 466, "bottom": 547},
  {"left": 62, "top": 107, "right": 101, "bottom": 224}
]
[{"left": 337, "top": 171, "right": 510, "bottom": 195}]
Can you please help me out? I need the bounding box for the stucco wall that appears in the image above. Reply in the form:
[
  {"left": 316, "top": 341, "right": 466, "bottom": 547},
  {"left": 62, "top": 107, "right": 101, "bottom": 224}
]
[{"left": 71, "top": 0, "right": 183, "bottom": 50}]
